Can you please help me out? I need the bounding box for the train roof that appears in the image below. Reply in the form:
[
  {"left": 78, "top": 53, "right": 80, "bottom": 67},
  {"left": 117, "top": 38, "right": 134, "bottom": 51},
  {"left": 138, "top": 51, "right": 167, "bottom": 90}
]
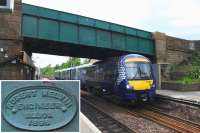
[
  {"left": 55, "top": 63, "right": 93, "bottom": 72},
  {"left": 93, "top": 54, "right": 151, "bottom": 64},
  {"left": 72, "top": 63, "right": 93, "bottom": 69},
  {"left": 123, "top": 54, "right": 149, "bottom": 58},
  {"left": 55, "top": 54, "right": 150, "bottom": 73},
  {"left": 122, "top": 54, "right": 151, "bottom": 62}
]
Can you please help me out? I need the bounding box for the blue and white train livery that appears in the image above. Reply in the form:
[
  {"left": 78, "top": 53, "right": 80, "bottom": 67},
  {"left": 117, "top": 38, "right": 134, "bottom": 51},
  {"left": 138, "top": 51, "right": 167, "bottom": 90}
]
[{"left": 55, "top": 54, "right": 157, "bottom": 104}]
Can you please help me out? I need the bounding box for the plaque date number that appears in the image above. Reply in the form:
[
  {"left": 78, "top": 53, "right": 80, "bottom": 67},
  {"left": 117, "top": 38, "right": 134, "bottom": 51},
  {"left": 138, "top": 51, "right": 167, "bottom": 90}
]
[{"left": 29, "top": 120, "right": 50, "bottom": 126}]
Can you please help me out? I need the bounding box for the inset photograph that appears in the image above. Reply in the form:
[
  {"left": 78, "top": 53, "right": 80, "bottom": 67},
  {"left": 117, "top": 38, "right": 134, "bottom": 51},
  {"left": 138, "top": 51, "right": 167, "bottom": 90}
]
[{"left": 1, "top": 80, "right": 80, "bottom": 132}]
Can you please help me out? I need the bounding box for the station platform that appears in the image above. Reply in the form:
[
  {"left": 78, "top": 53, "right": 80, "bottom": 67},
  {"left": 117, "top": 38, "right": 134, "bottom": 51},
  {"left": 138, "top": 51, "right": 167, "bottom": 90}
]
[
  {"left": 80, "top": 112, "right": 101, "bottom": 133},
  {"left": 156, "top": 89, "right": 200, "bottom": 104}
]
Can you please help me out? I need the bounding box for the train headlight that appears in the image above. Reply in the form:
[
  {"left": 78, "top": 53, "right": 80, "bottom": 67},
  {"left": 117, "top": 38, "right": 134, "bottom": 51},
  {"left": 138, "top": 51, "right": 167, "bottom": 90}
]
[
  {"left": 126, "top": 85, "right": 133, "bottom": 90},
  {"left": 152, "top": 84, "right": 156, "bottom": 88}
]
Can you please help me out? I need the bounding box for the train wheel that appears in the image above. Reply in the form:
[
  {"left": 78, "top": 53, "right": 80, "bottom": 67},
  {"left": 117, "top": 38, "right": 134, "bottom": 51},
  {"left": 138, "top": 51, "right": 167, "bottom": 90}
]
[
  {"left": 112, "top": 95, "right": 123, "bottom": 105},
  {"left": 93, "top": 87, "right": 102, "bottom": 96},
  {"left": 87, "top": 87, "right": 92, "bottom": 93},
  {"left": 148, "top": 97, "right": 155, "bottom": 104}
]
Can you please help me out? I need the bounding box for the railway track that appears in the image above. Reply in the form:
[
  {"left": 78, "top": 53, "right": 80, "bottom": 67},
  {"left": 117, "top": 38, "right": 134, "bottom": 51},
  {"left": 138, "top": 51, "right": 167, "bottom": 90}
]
[
  {"left": 81, "top": 91, "right": 200, "bottom": 133},
  {"left": 156, "top": 95, "right": 200, "bottom": 107},
  {"left": 81, "top": 98, "right": 135, "bottom": 133},
  {"left": 129, "top": 106, "right": 200, "bottom": 133},
  {"left": 144, "top": 104, "right": 200, "bottom": 125}
]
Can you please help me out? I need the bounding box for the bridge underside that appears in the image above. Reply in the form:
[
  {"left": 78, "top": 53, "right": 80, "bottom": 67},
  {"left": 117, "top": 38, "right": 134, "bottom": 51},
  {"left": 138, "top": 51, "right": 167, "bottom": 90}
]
[{"left": 24, "top": 37, "right": 155, "bottom": 61}]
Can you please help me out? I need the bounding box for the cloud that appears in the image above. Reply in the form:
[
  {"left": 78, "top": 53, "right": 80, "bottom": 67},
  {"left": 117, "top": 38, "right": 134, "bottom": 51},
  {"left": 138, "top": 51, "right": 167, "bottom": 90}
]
[
  {"left": 23, "top": 0, "right": 200, "bottom": 39},
  {"left": 23, "top": 0, "right": 200, "bottom": 67},
  {"left": 134, "top": 0, "right": 200, "bottom": 39},
  {"left": 22, "top": 0, "right": 153, "bottom": 28},
  {"left": 32, "top": 53, "right": 68, "bottom": 68},
  {"left": 166, "top": 0, "right": 200, "bottom": 28}
]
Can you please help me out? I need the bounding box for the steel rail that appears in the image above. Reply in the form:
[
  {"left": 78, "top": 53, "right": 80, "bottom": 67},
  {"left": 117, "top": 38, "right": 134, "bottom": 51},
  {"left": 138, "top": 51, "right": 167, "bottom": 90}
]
[
  {"left": 82, "top": 91, "right": 200, "bottom": 133},
  {"left": 127, "top": 107, "right": 200, "bottom": 133},
  {"left": 156, "top": 95, "right": 200, "bottom": 107},
  {"left": 81, "top": 97, "right": 136, "bottom": 133}
]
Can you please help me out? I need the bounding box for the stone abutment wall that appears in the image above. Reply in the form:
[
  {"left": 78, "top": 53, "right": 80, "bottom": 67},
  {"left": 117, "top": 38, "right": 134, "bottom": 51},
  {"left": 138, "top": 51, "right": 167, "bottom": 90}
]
[{"left": 153, "top": 32, "right": 199, "bottom": 90}]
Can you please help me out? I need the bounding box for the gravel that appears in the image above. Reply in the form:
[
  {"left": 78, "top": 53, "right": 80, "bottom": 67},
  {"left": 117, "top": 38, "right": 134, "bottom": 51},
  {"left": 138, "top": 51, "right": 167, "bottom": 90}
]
[
  {"left": 81, "top": 94, "right": 177, "bottom": 133},
  {"left": 81, "top": 100, "right": 133, "bottom": 133},
  {"left": 153, "top": 98, "right": 200, "bottom": 124}
]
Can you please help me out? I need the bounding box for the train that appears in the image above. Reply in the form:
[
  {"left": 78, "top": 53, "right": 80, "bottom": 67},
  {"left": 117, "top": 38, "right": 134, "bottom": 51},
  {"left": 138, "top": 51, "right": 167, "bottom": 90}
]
[{"left": 55, "top": 54, "right": 157, "bottom": 104}]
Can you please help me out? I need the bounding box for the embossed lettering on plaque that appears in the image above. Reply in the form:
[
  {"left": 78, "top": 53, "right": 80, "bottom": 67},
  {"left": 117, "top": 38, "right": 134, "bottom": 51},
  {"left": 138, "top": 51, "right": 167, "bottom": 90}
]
[{"left": 2, "top": 86, "right": 77, "bottom": 131}]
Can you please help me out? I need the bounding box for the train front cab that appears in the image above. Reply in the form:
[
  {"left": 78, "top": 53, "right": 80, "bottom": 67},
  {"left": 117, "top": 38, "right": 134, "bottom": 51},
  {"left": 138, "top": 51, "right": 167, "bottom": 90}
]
[{"left": 118, "top": 55, "right": 156, "bottom": 104}]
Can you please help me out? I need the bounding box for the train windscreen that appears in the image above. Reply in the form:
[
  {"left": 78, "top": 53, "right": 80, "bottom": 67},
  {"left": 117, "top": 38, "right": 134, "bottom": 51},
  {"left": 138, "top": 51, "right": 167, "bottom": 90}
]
[{"left": 125, "top": 62, "right": 152, "bottom": 80}]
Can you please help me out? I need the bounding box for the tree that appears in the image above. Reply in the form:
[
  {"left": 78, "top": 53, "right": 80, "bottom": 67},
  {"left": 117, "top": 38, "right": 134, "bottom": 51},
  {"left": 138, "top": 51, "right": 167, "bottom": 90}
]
[
  {"left": 82, "top": 58, "right": 91, "bottom": 64},
  {"left": 67, "top": 57, "right": 81, "bottom": 67},
  {"left": 40, "top": 65, "right": 54, "bottom": 78},
  {"left": 54, "top": 64, "right": 60, "bottom": 70},
  {"left": 191, "top": 52, "right": 200, "bottom": 66},
  {"left": 40, "top": 57, "right": 81, "bottom": 78}
]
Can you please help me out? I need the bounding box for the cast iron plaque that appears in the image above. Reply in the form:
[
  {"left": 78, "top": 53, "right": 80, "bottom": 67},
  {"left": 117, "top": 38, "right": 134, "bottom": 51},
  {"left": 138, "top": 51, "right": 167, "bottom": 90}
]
[{"left": 2, "top": 86, "right": 77, "bottom": 131}]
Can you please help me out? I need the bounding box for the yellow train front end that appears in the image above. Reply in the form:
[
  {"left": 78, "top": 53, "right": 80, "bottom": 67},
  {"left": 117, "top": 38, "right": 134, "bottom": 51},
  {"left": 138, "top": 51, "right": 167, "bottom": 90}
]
[{"left": 121, "top": 55, "right": 156, "bottom": 103}]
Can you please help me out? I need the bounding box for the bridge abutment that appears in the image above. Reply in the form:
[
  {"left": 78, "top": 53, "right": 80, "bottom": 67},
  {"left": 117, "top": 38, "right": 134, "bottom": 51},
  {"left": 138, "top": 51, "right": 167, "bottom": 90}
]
[
  {"left": 0, "top": 0, "right": 34, "bottom": 80},
  {"left": 153, "top": 32, "right": 199, "bottom": 89},
  {"left": 153, "top": 32, "right": 197, "bottom": 64}
]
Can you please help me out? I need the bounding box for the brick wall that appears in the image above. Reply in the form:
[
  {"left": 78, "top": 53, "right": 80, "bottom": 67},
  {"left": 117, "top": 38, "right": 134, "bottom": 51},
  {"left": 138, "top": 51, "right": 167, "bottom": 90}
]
[
  {"left": 194, "top": 41, "right": 200, "bottom": 50},
  {"left": 0, "top": 0, "right": 22, "bottom": 61},
  {"left": 153, "top": 32, "right": 199, "bottom": 89},
  {"left": 0, "top": 0, "right": 22, "bottom": 40},
  {"left": 166, "top": 50, "right": 190, "bottom": 64},
  {"left": 165, "top": 36, "right": 195, "bottom": 64},
  {"left": 0, "top": 0, "right": 35, "bottom": 80},
  {"left": 153, "top": 32, "right": 196, "bottom": 64},
  {"left": 153, "top": 32, "right": 167, "bottom": 63},
  {"left": 0, "top": 63, "right": 34, "bottom": 80}
]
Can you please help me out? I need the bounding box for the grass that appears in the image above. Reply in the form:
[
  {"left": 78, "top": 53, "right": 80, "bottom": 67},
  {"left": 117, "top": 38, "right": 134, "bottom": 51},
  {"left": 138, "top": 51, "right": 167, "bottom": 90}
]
[
  {"left": 171, "top": 51, "right": 200, "bottom": 85},
  {"left": 170, "top": 65, "right": 200, "bottom": 85},
  {"left": 175, "top": 77, "right": 200, "bottom": 85},
  {"left": 171, "top": 65, "right": 199, "bottom": 72}
]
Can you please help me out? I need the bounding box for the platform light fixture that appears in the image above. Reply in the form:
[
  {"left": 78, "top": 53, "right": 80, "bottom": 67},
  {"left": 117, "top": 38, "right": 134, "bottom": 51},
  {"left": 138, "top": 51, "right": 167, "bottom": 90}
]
[{"left": 0, "top": 0, "right": 14, "bottom": 12}]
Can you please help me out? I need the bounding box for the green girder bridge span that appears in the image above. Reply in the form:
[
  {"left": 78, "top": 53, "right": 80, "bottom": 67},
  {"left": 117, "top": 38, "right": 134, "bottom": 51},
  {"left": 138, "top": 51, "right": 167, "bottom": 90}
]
[{"left": 22, "top": 3, "right": 155, "bottom": 60}]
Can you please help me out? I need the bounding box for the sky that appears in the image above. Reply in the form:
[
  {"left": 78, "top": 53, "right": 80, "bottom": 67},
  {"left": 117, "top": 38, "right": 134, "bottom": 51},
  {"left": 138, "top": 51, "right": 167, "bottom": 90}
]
[{"left": 22, "top": 0, "right": 200, "bottom": 68}]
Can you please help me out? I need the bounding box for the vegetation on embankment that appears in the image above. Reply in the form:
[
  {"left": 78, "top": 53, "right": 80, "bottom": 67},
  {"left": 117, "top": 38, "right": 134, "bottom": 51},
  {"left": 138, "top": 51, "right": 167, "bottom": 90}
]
[{"left": 172, "top": 52, "right": 200, "bottom": 84}]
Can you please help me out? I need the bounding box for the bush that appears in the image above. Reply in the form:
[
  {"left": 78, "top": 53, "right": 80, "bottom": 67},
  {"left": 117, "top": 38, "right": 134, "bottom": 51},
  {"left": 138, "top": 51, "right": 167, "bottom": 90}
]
[
  {"left": 171, "top": 51, "right": 200, "bottom": 84},
  {"left": 187, "top": 68, "right": 200, "bottom": 80},
  {"left": 190, "top": 52, "right": 200, "bottom": 66}
]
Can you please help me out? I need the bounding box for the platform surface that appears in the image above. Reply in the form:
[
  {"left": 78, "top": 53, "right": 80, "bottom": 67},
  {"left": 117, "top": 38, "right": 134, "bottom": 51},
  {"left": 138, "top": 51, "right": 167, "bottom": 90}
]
[
  {"left": 80, "top": 113, "right": 101, "bottom": 133},
  {"left": 156, "top": 89, "right": 200, "bottom": 103}
]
